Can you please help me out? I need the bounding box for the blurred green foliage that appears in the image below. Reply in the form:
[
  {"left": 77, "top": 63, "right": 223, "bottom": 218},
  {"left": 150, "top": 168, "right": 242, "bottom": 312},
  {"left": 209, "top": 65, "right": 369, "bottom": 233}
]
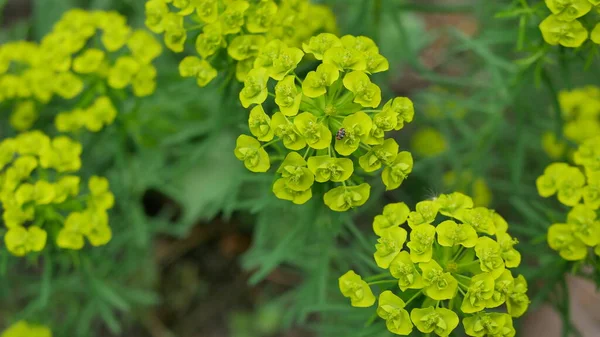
[{"left": 1, "top": 0, "right": 599, "bottom": 336}]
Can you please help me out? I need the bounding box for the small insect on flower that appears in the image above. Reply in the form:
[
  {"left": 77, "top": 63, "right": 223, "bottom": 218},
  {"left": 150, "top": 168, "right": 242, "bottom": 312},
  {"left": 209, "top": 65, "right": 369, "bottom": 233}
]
[{"left": 336, "top": 128, "right": 346, "bottom": 140}]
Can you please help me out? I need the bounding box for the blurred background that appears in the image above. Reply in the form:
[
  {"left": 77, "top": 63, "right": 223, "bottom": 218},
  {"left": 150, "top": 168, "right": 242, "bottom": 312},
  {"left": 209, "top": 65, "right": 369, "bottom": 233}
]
[{"left": 1, "top": 0, "right": 600, "bottom": 336}]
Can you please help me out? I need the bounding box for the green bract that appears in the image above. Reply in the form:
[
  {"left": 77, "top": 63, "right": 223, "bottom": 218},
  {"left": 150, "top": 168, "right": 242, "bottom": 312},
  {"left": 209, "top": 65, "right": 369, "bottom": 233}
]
[
  {"left": 374, "top": 226, "right": 408, "bottom": 268},
  {"left": 234, "top": 135, "right": 270, "bottom": 172},
  {"left": 407, "top": 200, "right": 440, "bottom": 228},
  {"left": 358, "top": 138, "right": 398, "bottom": 172},
  {"left": 307, "top": 156, "right": 353, "bottom": 183},
  {"left": 410, "top": 307, "right": 459, "bottom": 337},
  {"left": 324, "top": 184, "right": 371, "bottom": 212},
  {"left": 271, "top": 112, "right": 307, "bottom": 150},
  {"left": 461, "top": 273, "right": 495, "bottom": 313},
  {"left": 436, "top": 220, "right": 478, "bottom": 248},
  {"left": 406, "top": 224, "right": 436, "bottom": 263},
  {"left": 335, "top": 112, "right": 373, "bottom": 155},
  {"left": 342, "top": 71, "right": 382, "bottom": 108},
  {"left": 240, "top": 67, "right": 269, "bottom": 108},
  {"left": 248, "top": 105, "right": 274, "bottom": 141},
  {"left": 275, "top": 75, "right": 302, "bottom": 116},
  {"left": 377, "top": 291, "right": 413, "bottom": 335},
  {"left": 276, "top": 152, "right": 314, "bottom": 192},
  {"left": 338, "top": 270, "right": 376, "bottom": 307},
  {"left": 293, "top": 112, "right": 332, "bottom": 150},
  {"left": 373, "top": 202, "right": 410, "bottom": 235},
  {"left": 302, "top": 63, "right": 339, "bottom": 98},
  {"left": 420, "top": 260, "right": 458, "bottom": 300},
  {"left": 544, "top": 0, "right": 592, "bottom": 21},
  {"left": 389, "top": 251, "right": 425, "bottom": 291}
]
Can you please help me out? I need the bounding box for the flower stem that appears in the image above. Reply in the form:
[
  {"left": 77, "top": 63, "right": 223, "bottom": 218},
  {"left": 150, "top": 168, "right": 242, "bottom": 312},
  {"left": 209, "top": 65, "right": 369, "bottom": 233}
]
[
  {"left": 367, "top": 280, "right": 397, "bottom": 286},
  {"left": 261, "top": 138, "right": 282, "bottom": 148},
  {"left": 404, "top": 290, "right": 423, "bottom": 306},
  {"left": 457, "top": 259, "right": 480, "bottom": 270},
  {"left": 364, "top": 273, "right": 391, "bottom": 282}
]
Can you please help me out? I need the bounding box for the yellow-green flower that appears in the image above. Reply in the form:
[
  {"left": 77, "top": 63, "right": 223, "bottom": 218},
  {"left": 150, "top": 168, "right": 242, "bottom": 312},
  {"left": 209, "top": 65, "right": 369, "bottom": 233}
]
[
  {"left": 275, "top": 75, "right": 302, "bottom": 116},
  {"left": 377, "top": 291, "right": 413, "bottom": 335},
  {"left": 4, "top": 226, "right": 47, "bottom": 256},
  {"left": 324, "top": 184, "right": 370, "bottom": 212},
  {"left": 272, "top": 178, "right": 312, "bottom": 205},
  {"left": 10, "top": 100, "right": 38, "bottom": 131},
  {"left": 234, "top": 135, "right": 270, "bottom": 172},
  {"left": 359, "top": 138, "right": 398, "bottom": 172},
  {"left": 270, "top": 46, "right": 304, "bottom": 80},
  {"left": 240, "top": 67, "right": 269, "bottom": 108},
  {"left": 276, "top": 152, "right": 314, "bottom": 192},
  {"left": 220, "top": 0, "right": 250, "bottom": 35},
  {"left": 382, "top": 151, "right": 413, "bottom": 191},
  {"left": 248, "top": 105, "right": 274, "bottom": 141},
  {"left": 536, "top": 162, "right": 570, "bottom": 197},
  {"left": 293, "top": 112, "right": 332, "bottom": 149},
  {"left": 389, "top": 250, "right": 425, "bottom": 291},
  {"left": 342, "top": 71, "right": 382, "bottom": 108},
  {"left": 495, "top": 231, "right": 521, "bottom": 268},
  {"left": 461, "top": 273, "right": 495, "bottom": 313},
  {"left": 323, "top": 46, "right": 366, "bottom": 72},
  {"left": 407, "top": 224, "right": 436, "bottom": 263},
  {"left": 410, "top": 307, "right": 459, "bottom": 337},
  {"left": 475, "top": 237, "right": 505, "bottom": 277},
  {"left": 592, "top": 23, "right": 600, "bottom": 44},
  {"left": 407, "top": 200, "right": 440, "bottom": 228},
  {"left": 436, "top": 220, "right": 478, "bottom": 248},
  {"left": 335, "top": 112, "right": 372, "bottom": 155},
  {"left": 455, "top": 207, "right": 496, "bottom": 235},
  {"left": 271, "top": 112, "right": 306, "bottom": 150},
  {"left": 539, "top": 15, "right": 588, "bottom": 47},
  {"left": 374, "top": 226, "right": 408, "bottom": 268},
  {"left": 435, "top": 192, "right": 474, "bottom": 218},
  {"left": 338, "top": 270, "right": 376, "bottom": 307},
  {"left": 1, "top": 321, "right": 52, "bottom": 337},
  {"left": 383, "top": 97, "right": 415, "bottom": 130},
  {"left": 373, "top": 202, "right": 410, "bottom": 235},
  {"left": 195, "top": 23, "right": 223, "bottom": 58},
  {"left": 246, "top": 1, "right": 277, "bottom": 33},
  {"left": 544, "top": 0, "right": 592, "bottom": 21},
  {"left": 506, "top": 275, "right": 529, "bottom": 318},
  {"left": 420, "top": 259, "right": 458, "bottom": 300},
  {"left": 463, "top": 312, "right": 514, "bottom": 337},
  {"left": 307, "top": 156, "right": 353, "bottom": 183},
  {"left": 302, "top": 63, "right": 339, "bottom": 98},
  {"left": 567, "top": 205, "right": 599, "bottom": 246},
  {"left": 547, "top": 223, "right": 588, "bottom": 260},
  {"left": 228, "top": 35, "right": 266, "bottom": 61},
  {"left": 179, "top": 56, "right": 218, "bottom": 87},
  {"left": 73, "top": 48, "right": 105, "bottom": 74},
  {"left": 302, "top": 33, "right": 342, "bottom": 60}
]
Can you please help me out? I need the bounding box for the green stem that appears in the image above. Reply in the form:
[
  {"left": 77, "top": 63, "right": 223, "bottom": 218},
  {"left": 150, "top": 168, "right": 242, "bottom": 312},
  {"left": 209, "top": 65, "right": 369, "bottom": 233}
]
[
  {"left": 405, "top": 291, "right": 423, "bottom": 306},
  {"left": 457, "top": 260, "right": 480, "bottom": 270},
  {"left": 367, "top": 280, "right": 397, "bottom": 286},
  {"left": 364, "top": 273, "right": 391, "bottom": 282},
  {"left": 261, "top": 138, "right": 282, "bottom": 148}
]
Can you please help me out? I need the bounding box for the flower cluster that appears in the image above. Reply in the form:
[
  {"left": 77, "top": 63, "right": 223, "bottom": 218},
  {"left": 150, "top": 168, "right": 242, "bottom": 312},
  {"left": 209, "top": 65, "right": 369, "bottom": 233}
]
[
  {"left": 541, "top": 86, "right": 600, "bottom": 159},
  {"left": 538, "top": 136, "right": 600, "bottom": 261},
  {"left": 0, "top": 131, "right": 114, "bottom": 256},
  {"left": 146, "top": 0, "right": 336, "bottom": 87},
  {"left": 339, "top": 192, "right": 529, "bottom": 336},
  {"left": 0, "top": 9, "right": 162, "bottom": 132},
  {"left": 1, "top": 321, "right": 51, "bottom": 337},
  {"left": 539, "top": 0, "right": 600, "bottom": 48},
  {"left": 234, "top": 33, "right": 415, "bottom": 211}
]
